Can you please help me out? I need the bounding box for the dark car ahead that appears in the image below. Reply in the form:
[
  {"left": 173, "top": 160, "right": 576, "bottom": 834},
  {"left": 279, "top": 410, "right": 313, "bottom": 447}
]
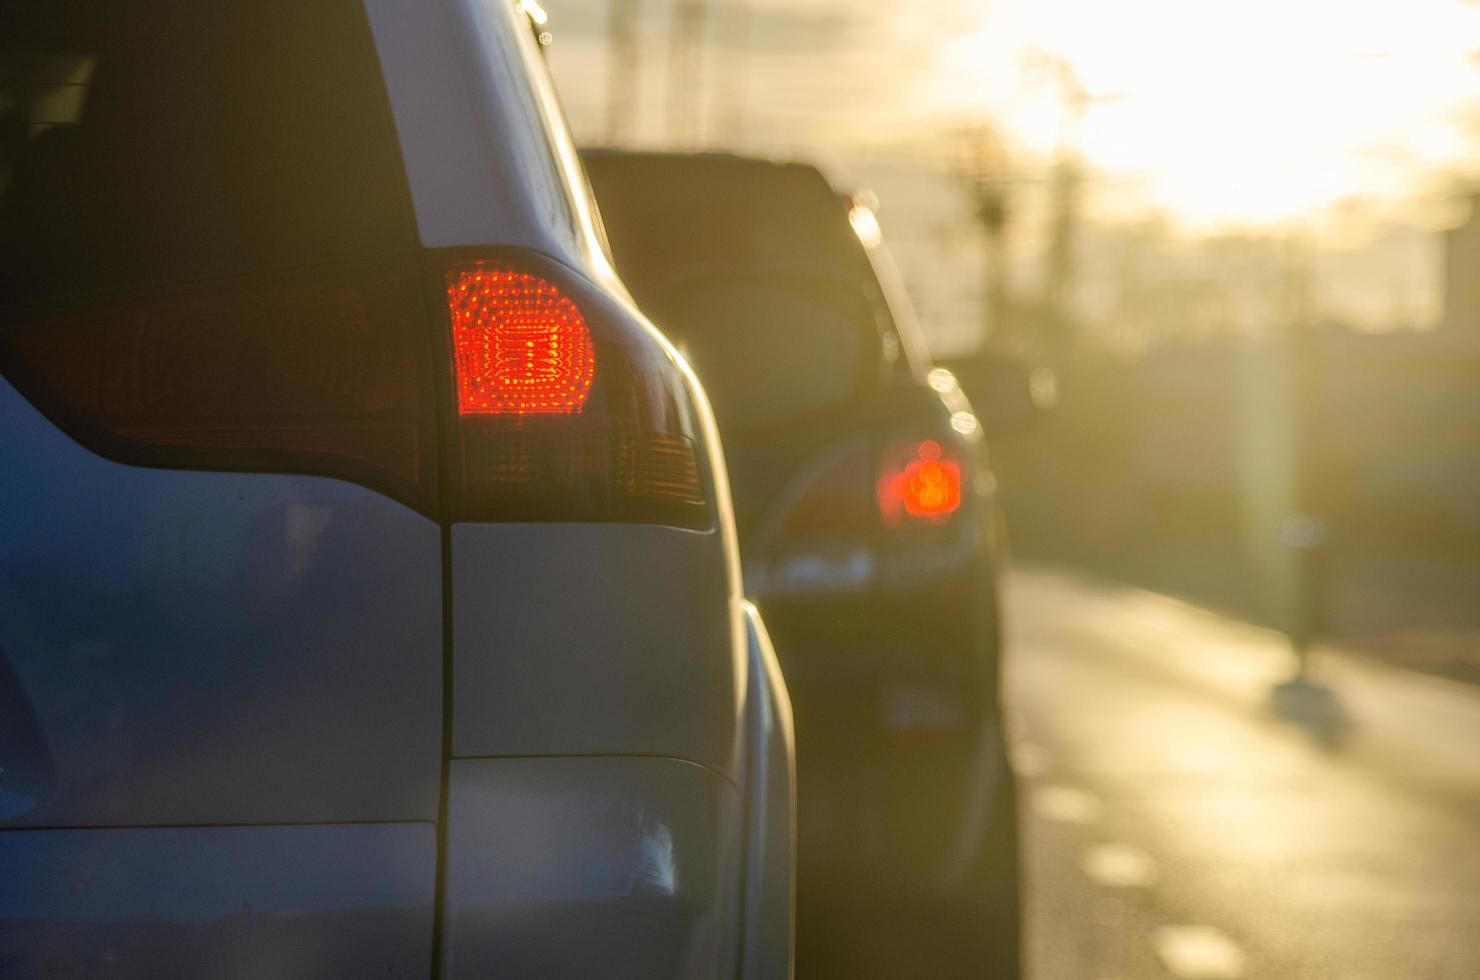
[{"left": 584, "top": 150, "right": 1022, "bottom": 977}]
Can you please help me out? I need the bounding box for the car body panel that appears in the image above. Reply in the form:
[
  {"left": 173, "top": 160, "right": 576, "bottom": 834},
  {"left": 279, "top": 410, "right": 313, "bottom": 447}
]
[
  {"left": 738, "top": 601, "right": 796, "bottom": 980},
  {"left": 0, "top": 376, "right": 442, "bottom": 828},
  {"left": 440, "top": 756, "right": 741, "bottom": 979},
  {"left": 451, "top": 523, "right": 743, "bottom": 781},
  {"left": 364, "top": 0, "right": 613, "bottom": 283},
  {"left": 362, "top": 0, "right": 580, "bottom": 262},
  {"left": 0, "top": 823, "right": 436, "bottom": 979}
]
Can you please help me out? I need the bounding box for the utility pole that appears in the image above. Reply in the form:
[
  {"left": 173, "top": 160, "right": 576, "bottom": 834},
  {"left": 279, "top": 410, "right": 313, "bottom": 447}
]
[
  {"left": 714, "top": 2, "right": 751, "bottom": 143},
  {"left": 667, "top": 0, "right": 707, "bottom": 145},
  {"left": 605, "top": 0, "right": 640, "bottom": 143},
  {"left": 1239, "top": 239, "right": 1340, "bottom": 732},
  {"left": 1041, "top": 154, "right": 1085, "bottom": 357},
  {"left": 1277, "top": 242, "right": 1324, "bottom": 678},
  {"left": 1025, "top": 53, "right": 1121, "bottom": 358},
  {"left": 955, "top": 124, "right": 1015, "bottom": 347},
  {"left": 1042, "top": 57, "right": 1089, "bottom": 355}
]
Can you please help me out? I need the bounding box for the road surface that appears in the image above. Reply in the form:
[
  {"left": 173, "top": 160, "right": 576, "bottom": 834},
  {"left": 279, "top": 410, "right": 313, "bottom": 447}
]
[{"left": 1009, "top": 567, "right": 1480, "bottom": 980}]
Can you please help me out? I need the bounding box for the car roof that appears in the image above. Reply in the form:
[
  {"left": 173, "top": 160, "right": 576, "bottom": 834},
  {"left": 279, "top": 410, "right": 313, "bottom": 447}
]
[
  {"left": 581, "top": 147, "right": 826, "bottom": 176},
  {"left": 581, "top": 148, "right": 871, "bottom": 283}
]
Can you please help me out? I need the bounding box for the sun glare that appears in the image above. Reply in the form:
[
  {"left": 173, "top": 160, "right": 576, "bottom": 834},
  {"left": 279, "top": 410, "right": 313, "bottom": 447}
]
[{"left": 934, "top": 0, "right": 1480, "bottom": 228}]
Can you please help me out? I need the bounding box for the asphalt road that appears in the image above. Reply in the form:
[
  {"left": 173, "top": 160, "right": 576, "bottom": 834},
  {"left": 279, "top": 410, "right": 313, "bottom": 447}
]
[{"left": 1007, "top": 568, "right": 1480, "bottom": 980}]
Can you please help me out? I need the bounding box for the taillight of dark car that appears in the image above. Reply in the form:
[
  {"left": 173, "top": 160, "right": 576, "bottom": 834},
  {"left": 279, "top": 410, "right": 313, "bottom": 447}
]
[
  {"left": 745, "top": 425, "right": 974, "bottom": 595},
  {"left": 877, "top": 438, "right": 965, "bottom": 526},
  {"left": 771, "top": 433, "right": 968, "bottom": 538}
]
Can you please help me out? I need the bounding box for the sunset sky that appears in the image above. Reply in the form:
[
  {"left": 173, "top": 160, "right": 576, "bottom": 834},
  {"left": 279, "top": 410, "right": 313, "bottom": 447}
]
[{"left": 546, "top": 0, "right": 1480, "bottom": 232}]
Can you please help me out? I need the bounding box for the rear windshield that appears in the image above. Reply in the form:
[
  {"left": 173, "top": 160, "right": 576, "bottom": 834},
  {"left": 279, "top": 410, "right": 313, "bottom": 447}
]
[
  {"left": 585, "top": 156, "right": 873, "bottom": 286},
  {"left": 0, "top": 0, "right": 417, "bottom": 309},
  {"left": 655, "top": 276, "right": 872, "bottom": 432},
  {"left": 583, "top": 154, "right": 891, "bottom": 433}
]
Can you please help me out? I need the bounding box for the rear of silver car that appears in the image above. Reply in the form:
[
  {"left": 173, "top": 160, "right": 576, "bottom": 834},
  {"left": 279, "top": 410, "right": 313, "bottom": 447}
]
[{"left": 0, "top": 2, "right": 792, "bottom": 976}]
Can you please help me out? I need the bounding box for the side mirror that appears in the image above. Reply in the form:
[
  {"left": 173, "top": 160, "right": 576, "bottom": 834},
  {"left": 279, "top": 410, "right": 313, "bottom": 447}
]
[{"left": 937, "top": 349, "right": 1057, "bottom": 435}]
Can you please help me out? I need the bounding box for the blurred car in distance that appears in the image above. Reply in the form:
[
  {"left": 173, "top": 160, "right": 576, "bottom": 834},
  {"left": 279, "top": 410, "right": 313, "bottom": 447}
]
[
  {"left": 0, "top": 3, "right": 793, "bottom": 977},
  {"left": 584, "top": 149, "right": 1026, "bottom": 977}
]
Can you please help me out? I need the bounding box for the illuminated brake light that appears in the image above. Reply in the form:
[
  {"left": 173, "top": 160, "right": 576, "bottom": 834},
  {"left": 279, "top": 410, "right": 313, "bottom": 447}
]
[
  {"left": 440, "top": 256, "right": 709, "bottom": 528},
  {"left": 447, "top": 267, "right": 596, "bottom": 415},
  {"left": 878, "top": 439, "right": 962, "bottom": 523}
]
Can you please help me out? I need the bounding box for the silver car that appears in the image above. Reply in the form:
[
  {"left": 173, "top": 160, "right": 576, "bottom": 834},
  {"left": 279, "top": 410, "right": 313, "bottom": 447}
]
[{"left": 0, "top": 2, "right": 793, "bottom": 977}]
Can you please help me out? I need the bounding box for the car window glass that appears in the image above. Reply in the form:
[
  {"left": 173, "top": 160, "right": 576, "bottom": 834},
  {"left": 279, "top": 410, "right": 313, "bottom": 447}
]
[
  {"left": 0, "top": 0, "right": 417, "bottom": 308},
  {"left": 583, "top": 154, "right": 906, "bottom": 397},
  {"left": 654, "top": 277, "right": 871, "bottom": 434}
]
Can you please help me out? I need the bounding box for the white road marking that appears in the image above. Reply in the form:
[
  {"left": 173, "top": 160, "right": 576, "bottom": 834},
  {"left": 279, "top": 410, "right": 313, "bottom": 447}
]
[
  {"left": 1152, "top": 925, "right": 1247, "bottom": 979},
  {"left": 1029, "top": 784, "right": 1103, "bottom": 824},
  {"left": 1080, "top": 842, "right": 1158, "bottom": 888}
]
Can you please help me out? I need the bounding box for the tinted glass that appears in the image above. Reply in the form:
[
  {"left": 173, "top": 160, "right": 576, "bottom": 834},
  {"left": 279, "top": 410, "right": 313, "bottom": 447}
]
[
  {"left": 0, "top": 0, "right": 417, "bottom": 308},
  {"left": 646, "top": 276, "right": 869, "bottom": 432},
  {"left": 583, "top": 154, "right": 888, "bottom": 433}
]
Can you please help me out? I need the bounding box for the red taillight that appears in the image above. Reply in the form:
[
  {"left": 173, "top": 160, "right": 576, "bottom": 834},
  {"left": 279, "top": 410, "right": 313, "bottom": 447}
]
[
  {"left": 744, "top": 432, "right": 969, "bottom": 596},
  {"left": 0, "top": 252, "right": 712, "bottom": 528},
  {"left": 441, "top": 256, "right": 709, "bottom": 528},
  {"left": 447, "top": 268, "right": 596, "bottom": 416},
  {"left": 878, "top": 439, "right": 962, "bottom": 524}
]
